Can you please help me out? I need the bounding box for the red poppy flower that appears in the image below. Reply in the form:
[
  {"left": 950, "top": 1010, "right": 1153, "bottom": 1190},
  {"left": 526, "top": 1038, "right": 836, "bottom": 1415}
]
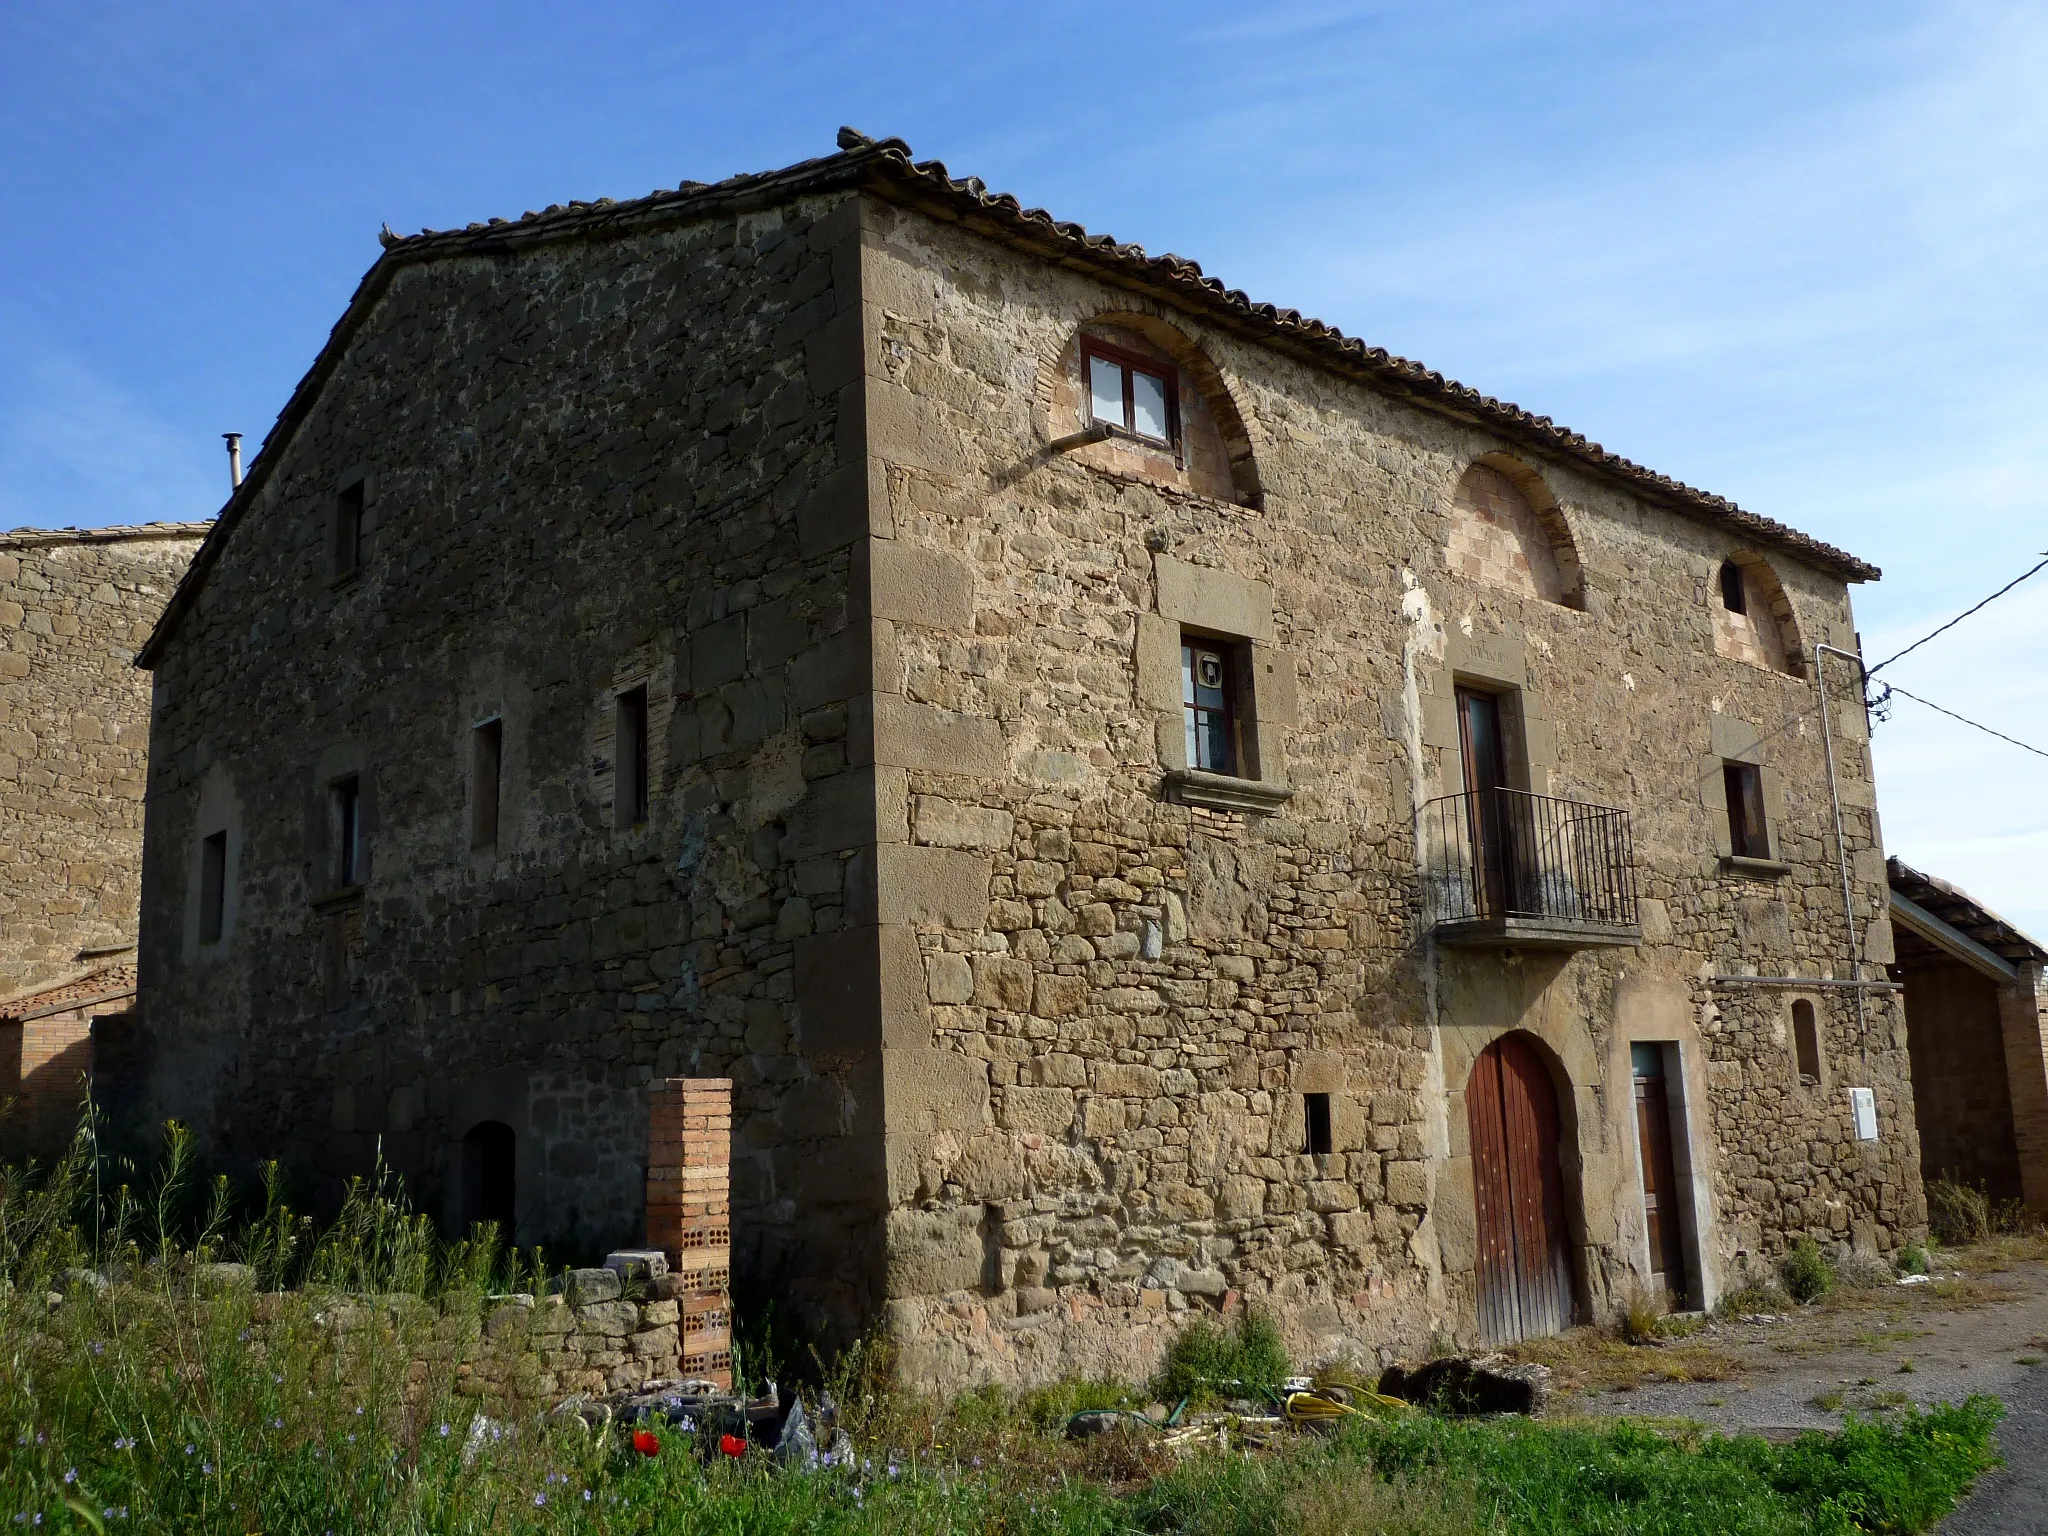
[
  {"left": 632, "top": 1428, "right": 660, "bottom": 1457},
  {"left": 719, "top": 1433, "right": 746, "bottom": 1458}
]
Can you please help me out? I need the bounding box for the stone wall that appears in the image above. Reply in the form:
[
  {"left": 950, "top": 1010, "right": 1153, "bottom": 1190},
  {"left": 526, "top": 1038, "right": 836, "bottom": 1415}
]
[
  {"left": 472, "top": 1266, "right": 703, "bottom": 1402},
  {"left": 0, "top": 524, "right": 207, "bottom": 998},
  {"left": 842, "top": 192, "right": 1916, "bottom": 1384},
  {"left": 135, "top": 189, "right": 888, "bottom": 1326}
]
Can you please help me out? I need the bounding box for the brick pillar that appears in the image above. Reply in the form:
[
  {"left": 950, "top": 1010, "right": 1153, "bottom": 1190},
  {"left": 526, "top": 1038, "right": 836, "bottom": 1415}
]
[{"left": 646, "top": 1077, "right": 733, "bottom": 1389}]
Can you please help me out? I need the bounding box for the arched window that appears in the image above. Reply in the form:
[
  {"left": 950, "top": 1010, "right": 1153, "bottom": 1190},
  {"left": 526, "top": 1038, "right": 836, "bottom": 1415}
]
[
  {"left": 1712, "top": 553, "right": 1804, "bottom": 675},
  {"left": 1445, "top": 459, "right": 1583, "bottom": 609},
  {"left": 1792, "top": 1000, "right": 1822, "bottom": 1083},
  {"left": 462, "top": 1121, "right": 517, "bottom": 1240},
  {"left": 1043, "top": 315, "right": 1262, "bottom": 507}
]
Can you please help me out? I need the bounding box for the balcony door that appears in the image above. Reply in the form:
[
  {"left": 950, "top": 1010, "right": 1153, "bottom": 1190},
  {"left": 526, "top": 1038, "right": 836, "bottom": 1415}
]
[{"left": 1457, "top": 687, "right": 1513, "bottom": 916}]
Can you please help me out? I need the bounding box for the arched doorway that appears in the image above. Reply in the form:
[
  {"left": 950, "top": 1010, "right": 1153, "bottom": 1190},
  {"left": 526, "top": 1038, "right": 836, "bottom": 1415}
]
[
  {"left": 1467, "top": 1033, "right": 1575, "bottom": 1342},
  {"left": 461, "top": 1120, "right": 517, "bottom": 1242}
]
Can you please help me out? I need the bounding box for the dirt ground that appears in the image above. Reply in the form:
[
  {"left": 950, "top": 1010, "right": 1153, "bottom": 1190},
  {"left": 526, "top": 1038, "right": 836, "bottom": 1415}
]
[{"left": 1513, "top": 1238, "right": 2048, "bottom": 1531}]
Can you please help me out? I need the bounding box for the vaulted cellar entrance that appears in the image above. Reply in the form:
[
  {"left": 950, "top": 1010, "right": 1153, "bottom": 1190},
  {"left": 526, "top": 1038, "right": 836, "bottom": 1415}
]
[{"left": 1468, "top": 1033, "right": 1576, "bottom": 1343}]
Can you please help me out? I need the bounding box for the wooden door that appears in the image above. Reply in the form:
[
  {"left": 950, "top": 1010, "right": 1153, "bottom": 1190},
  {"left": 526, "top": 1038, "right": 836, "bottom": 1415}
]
[
  {"left": 1631, "top": 1043, "right": 1688, "bottom": 1305},
  {"left": 1456, "top": 688, "right": 1511, "bottom": 916},
  {"left": 1468, "top": 1034, "right": 1575, "bottom": 1343}
]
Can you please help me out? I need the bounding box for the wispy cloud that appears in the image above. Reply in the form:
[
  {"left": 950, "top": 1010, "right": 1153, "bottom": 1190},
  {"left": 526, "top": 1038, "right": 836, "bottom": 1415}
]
[
  {"left": 1864, "top": 584, "right": 2048, "bottom": 940},
  {"left": 0, "top": 345, "right": 222, "bottom": 530}
]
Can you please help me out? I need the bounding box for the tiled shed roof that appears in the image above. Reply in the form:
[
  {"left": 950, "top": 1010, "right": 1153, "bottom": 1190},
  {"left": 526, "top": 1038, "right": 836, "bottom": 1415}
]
[
  {"left": 0, "top": 961, "right": 138, "bottom": 1024},
  {"left": 1889, "top": 857, "right": 2048, "bottom": 966},
  {"left": 136, "top": 129, "right": 1879, "bottom": 667},
  {"left": 2, "top": 522, "right": 212, "bottom": 551}
]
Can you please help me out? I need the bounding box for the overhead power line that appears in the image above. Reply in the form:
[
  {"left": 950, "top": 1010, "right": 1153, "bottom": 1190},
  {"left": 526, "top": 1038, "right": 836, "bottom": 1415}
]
[
  {"left": 1873, "top": 681, "right": 2048, "bottom": 762},
  {"left": 1867, "top": 551, "right": 2048, "bottom": 677}
]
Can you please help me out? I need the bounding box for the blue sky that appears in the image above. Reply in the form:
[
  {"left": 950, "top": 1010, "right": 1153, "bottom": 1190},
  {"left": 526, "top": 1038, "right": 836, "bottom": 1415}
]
[{"left": 2, "top": 0, "right": 2042, "bottom": 933}]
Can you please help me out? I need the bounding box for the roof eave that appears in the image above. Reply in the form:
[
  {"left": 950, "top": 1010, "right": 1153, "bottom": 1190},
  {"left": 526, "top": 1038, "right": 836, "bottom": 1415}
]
[{"left": 136, "top": 133, "right": 1880, "bottom": 670}]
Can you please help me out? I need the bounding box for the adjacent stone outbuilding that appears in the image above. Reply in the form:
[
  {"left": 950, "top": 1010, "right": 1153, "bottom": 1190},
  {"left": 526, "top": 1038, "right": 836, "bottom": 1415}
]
[
  {"left": 1, "top": 523, "right": 209, "bottom": 999},
  {"left": 1888, "top": 857, "right": 2048, "bottom": 1216},
  {"left": 128, "top": 132, "right": 1917, "bottom": 1388}
]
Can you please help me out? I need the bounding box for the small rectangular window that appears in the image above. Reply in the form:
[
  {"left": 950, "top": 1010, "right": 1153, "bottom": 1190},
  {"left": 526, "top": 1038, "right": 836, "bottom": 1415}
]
[
  {"left": 470, "top": 720, "right": 502, "bottom": 850},
  {"left": 333, "top": 482, "right": 365, "bottom": 578},
  {"left": 1182, "top": 640, "right": 1239, "bottom": 776},
  {"left": 1723, "top": 761, "right": 1769, "bottom": 859},
  {"left": 199, "top": 830, "right": 227, "bottom": 943},
  {"left": 1792, "top": 999, "right": 1821, "bottom": 1082},
  {"left": 1303, "top": 1093, "right": 1333, "bottom": 1156},
  {"left": 1718, "top": 559, "right": 1748, "bottom": 615},
  {"left": 615, "top": 687, "right": 649, "bottom": 827},
  {"left": 1082, "top": 340, "right": 1178, "bottom": 446},
  {"left": 332, "top": 775, "right": 362, "bottom": 888}
]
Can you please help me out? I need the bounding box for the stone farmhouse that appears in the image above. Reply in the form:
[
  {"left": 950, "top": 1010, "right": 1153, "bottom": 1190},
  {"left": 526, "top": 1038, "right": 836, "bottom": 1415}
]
[
  {"left": 1, "top": 522, "right": 207, "bottom": 1156},
  {"left": 128, "top": 130, "right": 1917, "bottom": 1386}
]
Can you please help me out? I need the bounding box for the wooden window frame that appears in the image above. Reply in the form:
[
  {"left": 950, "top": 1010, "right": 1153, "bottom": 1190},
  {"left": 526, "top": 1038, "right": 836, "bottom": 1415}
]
[
  {"left": 1722, "top": 761, "right": 1770, "bottom": 860},
  {"left": 1181, "top": 634, "right": 1244, "bottom": 777},
  {"left": 1081, "top": 337, "right": 1181, "bottom": 451}
]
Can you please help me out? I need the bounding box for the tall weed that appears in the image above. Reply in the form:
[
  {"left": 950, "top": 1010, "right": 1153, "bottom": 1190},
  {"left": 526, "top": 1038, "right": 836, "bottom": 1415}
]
[{"left": 1154, "top": 1309, "right": 1291, "bottom": 1405}]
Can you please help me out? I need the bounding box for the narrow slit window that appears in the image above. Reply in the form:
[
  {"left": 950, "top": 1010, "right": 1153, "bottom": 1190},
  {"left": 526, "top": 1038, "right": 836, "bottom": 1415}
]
[
  {"left": 1723, "top": 761, "right": 1769, "bottom": 860},
  {"left": 334, "top": 481, "right": 365, "bottom": 578},
  {"left": 1718, "top": 559, "right": 1747, "bottom": 615},
  {"left": 1792, "top": 1000, "right": 1821, "bottom": 1083},
  {"left": 1181, "top": 640, "right": 1238, "bottom": 776},
  {"left": 615, "top": 686, "right": 649, "bottom": 828},
  {"left": 1082, "top": 340, "right": 1178, "bottom": 446},
  {"left": 1303, "top": 1093, "right": 1334, "bottom": 1156},
  {"left": 332, "top": 775, "right": 361, "bottom": 888},
  {"left": 198, "top": 830, "right": 227, "bottom": 943},
  {"left": 470, "top": 719, "right": 502, "bottom": 850}
]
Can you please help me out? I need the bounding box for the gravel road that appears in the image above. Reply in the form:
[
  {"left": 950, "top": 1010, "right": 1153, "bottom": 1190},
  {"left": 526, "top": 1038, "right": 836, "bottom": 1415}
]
[{"left": 1548, "top": 1255, "right": 2048, "bottom": 1531}]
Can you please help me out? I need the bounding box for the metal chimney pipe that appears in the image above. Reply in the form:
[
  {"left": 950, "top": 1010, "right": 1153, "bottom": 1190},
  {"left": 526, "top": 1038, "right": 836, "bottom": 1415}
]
[{"left": 222, "top": 432, "right": 243, "bottom": 490}]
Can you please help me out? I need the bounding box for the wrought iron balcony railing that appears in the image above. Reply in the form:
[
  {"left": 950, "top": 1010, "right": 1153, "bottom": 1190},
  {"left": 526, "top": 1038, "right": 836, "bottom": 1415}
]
[{"left": 1422, "top": 787, "right": 1639, "bottom": 944}]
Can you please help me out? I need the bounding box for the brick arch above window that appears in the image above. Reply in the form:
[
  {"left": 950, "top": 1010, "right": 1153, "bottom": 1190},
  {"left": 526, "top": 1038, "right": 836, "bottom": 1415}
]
[
  {"left": 1445, "top": 455, "right": 1585, "bottom": 610},
  {"left": 1711, "top": 550, "right": 1806, "bottom": 676},
  {"left": 1039, "top": 312, "right": 1263, "bottom": 508}
]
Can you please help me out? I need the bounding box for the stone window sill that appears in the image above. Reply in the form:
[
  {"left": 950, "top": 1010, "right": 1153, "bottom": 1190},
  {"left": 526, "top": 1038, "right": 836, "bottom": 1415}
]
[
  {"left": 1165, "top": 768, "right": 1294, "bottom": 814},
  {"left": 1722, "top": 855, "right": 1792, "bottom": 879},
  {"left": 311, "top": 883, "right": 364, "bottom": 910}
]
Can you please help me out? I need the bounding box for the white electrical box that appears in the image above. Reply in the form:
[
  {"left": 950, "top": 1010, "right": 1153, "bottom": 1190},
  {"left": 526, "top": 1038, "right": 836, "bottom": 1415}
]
[{"left": 1849, "top": 1087, "right": 1879, "bottom": 1142}]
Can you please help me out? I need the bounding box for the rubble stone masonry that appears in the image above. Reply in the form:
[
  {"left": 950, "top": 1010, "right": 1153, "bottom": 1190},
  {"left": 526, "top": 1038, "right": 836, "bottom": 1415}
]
[
  {"left": 132, "top": 143, "right": 1916, "bottom": 1391},
  {"left": 1, "top": 524, "right": 207, "bottom": 998}
]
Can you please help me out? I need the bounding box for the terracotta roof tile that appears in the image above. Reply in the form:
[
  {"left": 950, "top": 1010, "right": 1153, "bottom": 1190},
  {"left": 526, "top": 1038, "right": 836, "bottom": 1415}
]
[
  {"left": 139, "top": 130, "right": 1877, "bottom": 667},
  {"left": 1, "top": 961, "right": 138, "bottom": 1023},
  {"left": 359, "top": 131, "right": 1886, "bottom": 585}
]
